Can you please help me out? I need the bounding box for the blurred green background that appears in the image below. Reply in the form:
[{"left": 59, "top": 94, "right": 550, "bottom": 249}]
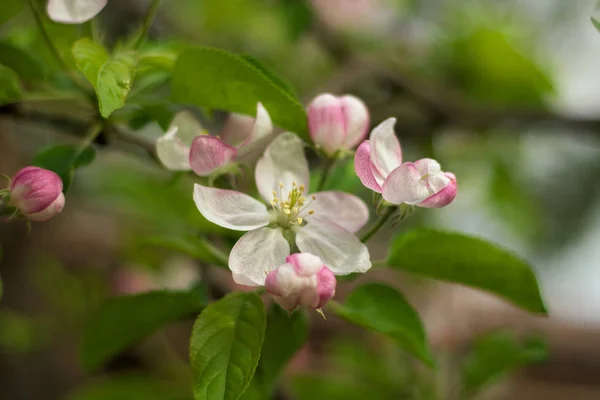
[{"left": 2, "top": 0, "right": 600, "bottom": 399}]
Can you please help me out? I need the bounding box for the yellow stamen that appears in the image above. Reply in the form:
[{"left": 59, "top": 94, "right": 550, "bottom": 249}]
[{"left": 297, "top": 217, "right": 303, "bottom": 224}]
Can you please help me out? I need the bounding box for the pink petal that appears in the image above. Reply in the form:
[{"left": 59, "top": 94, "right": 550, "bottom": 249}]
[
  {"left": 255, "top": 132, "right": 309, "bottom": 203},
  {"left": 381, "top": 163, "right": 430, "bottom": 205},
  {"left": 192, "top": 184, "right": 271, "bottom": 231},
  {"left": 10, "top": 167, "right": 63, "bottom": 214},
  {"left": 286, "top": 253, "right": 325, "bottom": 276},
  {"left": 340, "top": 95, "right": 369, "bottom": 149},
  {"left": 354, "top": 141, "right": 382, "bottom": 193},
  {"left": 369, "top": 118, "right": 402, "bottom": 180},
  {"left": 230, "top": 227, "right": 290, "bottom": 286},
  {"left": 295, "top": 219, "right": 371, "bottom": 275},
  {"left": 26, "top": 192, "right": 65, "bottom": 222},
  {"left": 236, "top": 103, "right": 273, "bottom": 157},
  {"left": 306, "top": 191, "right": 369, "bottom": 233},
  {"left": 189, "top": 135, "right": 238, "bottom": 176},
  {"left": 307, "top": 93, "right": 346, "bottom": 155},
  {"left": 418, "top": 172, "right": 457, "bottom": 208},
  {"left": 315, "top": 266, "right": 336, "bottom": 308}
]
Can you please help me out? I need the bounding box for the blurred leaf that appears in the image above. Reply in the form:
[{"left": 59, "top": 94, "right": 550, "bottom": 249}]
[
  {"left": 0, "top": 0, "right": 23, "bottom": 25},
  {"left": 0, "top": 42, "right": 46, "bottom": 82},
  {"left": 242, "top": 304, "right": 309, "bottom": 399},
  {"left": 241, "top": 55, "right": 296, "bottom": 97},
  {"left": 0, "top": 64, "right": 22, "bottom": 106},
  {"left": 72, "top": 38, "right": 137, "bottom": 118},
  {"left": 593, "top": 17, "right": 600, "bottom": 33},
  {"left": 291, "top": 376, "right": 374, "bottom": 400},
  {"left": 279, "top": 0, "right": 313, "bottom": 40},
  {"left": 0, "top": 310, "right": 44, "bottom": 353},
  {"left": 126, "top": 102, "right": 174, "bottom": 131},
  {"left": 32, "top": 144, "right": 96, "bottom": 192},
  {"left": 138, "top": 235, "right": 228, "bottom": 268},
  {"left": 67, "top": 375, "right": 192, "bottom": 400},
  {"left": 330, "top": 283, "right": 434, "bottom": 366},
  {"left": 172, "top": 47, "right": 308, "bottom": 139},
  {"left": 190, "top": 292, "right": 266, "bottom": 400},
  {"left": 462, "top": 330, "right": 547, "bottom": 393},
  {"left": 387, "top": 230, "right": 547, "bottom": 314},
  {"left": 82, "top": 289, "right": 207, "bottom": 371}
]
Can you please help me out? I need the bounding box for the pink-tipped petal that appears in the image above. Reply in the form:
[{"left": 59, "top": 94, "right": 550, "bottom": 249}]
[
  {"left": 295, "top": 219, "right": 371, "bottom": 275},
  {"left": 47, "top": 0, "right": 108, "bottom": 24},
  {"left": 315, "top": 266, "right": 336, "bottom": 308},
  {"left": 354, "top": 141, "right": 382, "bottom": 193},
  {"left": 26, "top": 192, "right": 65, "bottom": 222},
  {"left": 369, "top": 118, "right": 402, "bottom": 180},
  {"left": 340, "top": 95, "right": 369, "bottom": 149},
  {"left": 189, "top": 135, "right": 238, "bottom": 176},
  {"left": 306, "top": 191, "right": 369, "bottom": 233},
  {"left": 382, "top": 163, "right": 430, "bottom": 205},
  {"left": 418, "top": 172, "right": 457, "bottom": 208},
  {"left": 286, "top": 253, "right": 324, "bottom": 277},
  {"left": 156, "top": 127, "right": 193, "bottom": 171},
  {"left": 229, "top": 227, "right": 290, "bottom": 286},
  {"left": 10, "top": 167, "right": 63, "bottom": 214},
  {"left": 255, "top": 132, "right": 309, "bottom": 203},
  {"left": 192, "top": 184, "right": 271, "bottom": 231},
  {"left": 307, "top": 93, "right": 346, "bottom": 155}
]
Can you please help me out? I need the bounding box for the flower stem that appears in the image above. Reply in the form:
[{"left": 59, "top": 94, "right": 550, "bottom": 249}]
[
  {"left": 71, "top": 124, "right": 102, "bottom": 163},
  {"left": 360, "top": 205, "right": 397, "bottom": 243},
  {"left": 316, "top": 157, "right": 335, "bottom": 192},
  {"left": 27, "top": 0, "right": 89, "bottom": 91},
  {"left": 134, "top": 0, "right": 162, "bottom": 49}
]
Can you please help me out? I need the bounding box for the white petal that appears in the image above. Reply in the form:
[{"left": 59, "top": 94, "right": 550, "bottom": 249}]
[
  {"left": 169, "top": 111, "right": 204, "bottom": 146},
  {"left": 414, "top": 158, "right": 449, "bottom": 193},
  {"left": 230, "top": 227, "right": 290, "bottom": 286},
  {"left": 369, "top": 118, "right": 402, "bottom": 179},
  {"left": 237, "top": 103, "right": 273, "bottom": 157},
  {"left": 295, "top": 219, "right": 371, "bottom": 275},
  {"left": 354, "top": 141, "right": 382, "bottom": 192},
  {"left": 156, "top": 127, "right": 192, "bottom": 171},
  {"left": 340, "top": 95, "right": 369, "bottom": 149},
  {"left": 47, "top": 0, "right": 108, "bottom": 24},
  {"left": 307, "top": 191, "right": 369, "bottom": 233},
  {"left": 382, "top": 163, "right": 430, "bottom": 205},
  {"left": 255, "top": 132, "right": 310, "bottom": 203},
  {"left": 193, "top": 184, "right": 271, "bottom": 231}
]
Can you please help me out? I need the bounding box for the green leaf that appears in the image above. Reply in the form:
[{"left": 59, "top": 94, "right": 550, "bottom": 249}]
[
  {"left": 242, "top": 304, "right": 309, "bottom": 399},
  {"left": 0, "top": 0, "right": 22, "bottom": 25},
  {"left": 0, "top": 64, "right": 22, "bottom": 106},
  {"left": 138, "top": 235, "right": 228, "bottom": 268},
  {"left": 240, "top": 55, "right": 296, "bottom": 97},
  {"left": 280, "top": 0, "right": 314, "bottom": 41},
  {"left": 66, "top": 375, "right": 193, "bottom": 400},
  {"left": 462, "top": 330, "right": 547, "bottom": 393},
  {"left": 190, "top": 291, "right": 266, "bottom": 400},
  {"left": 72, "top": 38, "right": 137, "bottom": 118},
  {"left": 387, "top": 230, "right": 547, "bottom": 314},
  {"left": 592, "top": 17, "right": 600, "bottom": 33},
  {"left": 330, "top": 283, "right": 434, "bottom": 366},
  {"left": 82, "top": 289, "right": 206, "bottom": 371},
  {"left": 172, "top": 47, "right": 308, "bottom": 139},
  {"left": 0, "top": 42, "right": 46, "bottom": 83},
  {"left": 291, "top": 376, "right": 374, "bottom": 400},
  {"left": 32, "top": 144, "right": 97, "bottom": 192}
]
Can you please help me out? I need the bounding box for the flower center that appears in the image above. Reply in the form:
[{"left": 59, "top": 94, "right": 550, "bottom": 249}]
[{"left": 270, "top": 182, "right": 315, "bottom": 228}]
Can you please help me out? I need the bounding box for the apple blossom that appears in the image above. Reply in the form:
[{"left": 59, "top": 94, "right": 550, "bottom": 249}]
[
  {"left": 355, "top": 118, "right": 457, "bottom": 208},
  {"left": 307, "top": 93, "right": 369, "bottom": 156},
  {"left": 193, "top": 132, "right": 371, "bottom": 286},
  {"left": 156, "top": 104, "right": 273, "bottom": 174},
  {"left": 47, "top": 0, "right": 108, "bottom": 24},
  {"left": 8, "top": 167, "right": 65, "bottom": 221},
  {"left": 265, "top": 253, "right": 336, "bottom": 312}
]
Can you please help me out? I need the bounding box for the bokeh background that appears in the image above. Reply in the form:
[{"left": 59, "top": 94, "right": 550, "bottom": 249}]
[{"left": 1, "top": 0, "right": 600, "bottom": 399}]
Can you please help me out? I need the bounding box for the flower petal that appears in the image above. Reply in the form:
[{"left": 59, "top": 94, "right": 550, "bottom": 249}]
[
  {"left": 307, "top": 93, "right": 346, "bottom": 155},
  {"left": 189, "top": 135, "right": 238, "bottom": 176},
  {"left": 170, "top": 111, "right": 204, "bottom": 146},
  {"left": 156, "top": 127, "right": 193, "bottom": 171},
  {"left": 354, "top": 141, "right": 382, "bottom": 193},
  {"left": 382, "top": 163, "right": 430, "bottom": 205},
  {"left": 369, "top": 118, "right": 402, "bottom": 180},
  {"left": 340, "top": 95, "right": 369, "bottom": 149},
  {"left": 414, "top": 158, "right": 450, "bottom": 192},
  {"left": 255, "top": 132, "right": 310, "bottom": 202},
  {"left": 419, "top": 172, "right": 457, "bottom": 208},
  {"left": 26, "top": 192, "right": 65, "bottom": 222},
  {"left": 47, "top": 0, "right": 108, "bottom": 24},
  {"left": 307, "top": 191, "right": 369, "bottom": 233},
  {"left": 230, "top": 227, "right": 290, "bottom": 286},
  {"left": 237, "top": 103, "right": 273, "bottom": 157},
  {"left": 192, "top": 184, "right": 271, "bottom": 231},
  {"left": 295, "top": 219, "right": 371, "bottom": 275}
]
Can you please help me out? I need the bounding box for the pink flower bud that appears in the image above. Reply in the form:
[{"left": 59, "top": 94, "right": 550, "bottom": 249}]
[
  {"left": 9, "top": 167, "right": 65, "bottom": 221},
  {"left": 265, "top": 253, "right": 336, "bottom": 312},
  {"left": 307, "top": 93, "right": 369, "bottom": 155}
]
